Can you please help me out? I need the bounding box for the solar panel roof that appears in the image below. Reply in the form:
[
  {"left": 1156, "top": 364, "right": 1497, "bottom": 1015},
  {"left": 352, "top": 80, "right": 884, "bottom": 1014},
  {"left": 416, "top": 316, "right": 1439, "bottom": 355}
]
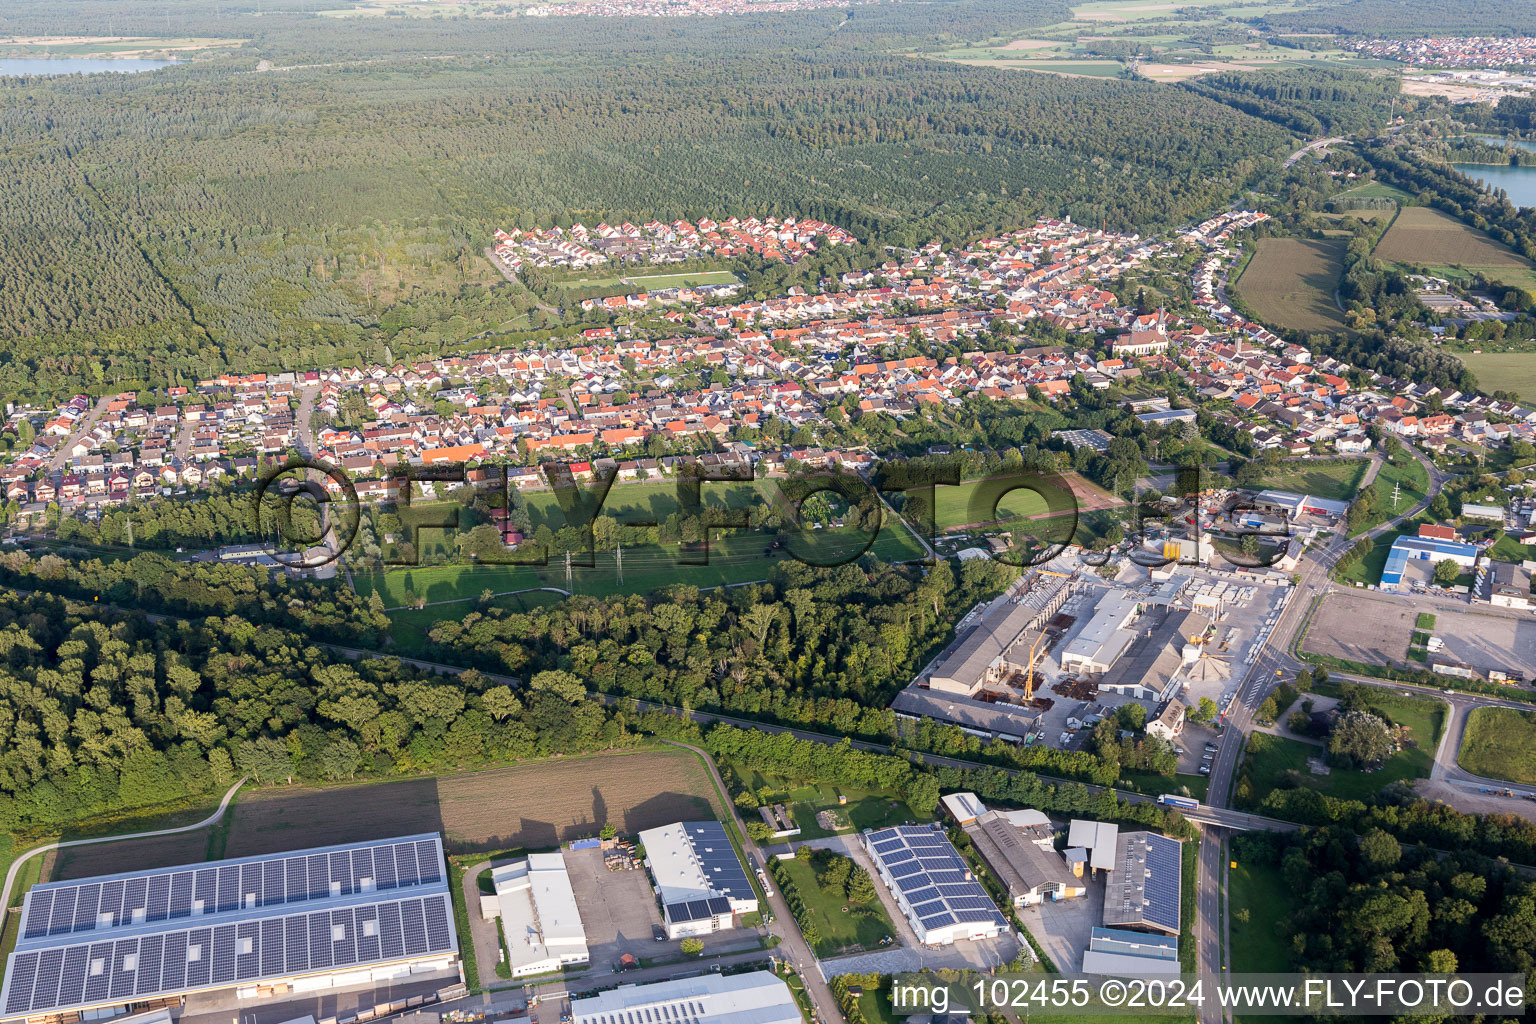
[
  {"left": 1141, "top": 834, "right": 1181, "bottom": 933},
  {"left": 2, "top": 835, "right": 456, "bottom": 1019},
  {"left": 679, "top": 822, "right": 752, "bottom": 903},
  {"left": 862, "top": 826, "right": 1005, "bottom": 938}
]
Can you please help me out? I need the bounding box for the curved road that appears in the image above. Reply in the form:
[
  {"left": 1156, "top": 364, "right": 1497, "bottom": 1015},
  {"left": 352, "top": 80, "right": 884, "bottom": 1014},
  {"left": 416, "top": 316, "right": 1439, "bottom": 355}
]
[{"left": 0, "top": 778, "right": 248, "bottom": 928}]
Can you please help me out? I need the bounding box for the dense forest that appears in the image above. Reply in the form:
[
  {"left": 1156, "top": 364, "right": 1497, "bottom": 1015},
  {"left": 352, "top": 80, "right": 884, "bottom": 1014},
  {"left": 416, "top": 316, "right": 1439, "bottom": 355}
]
[
  {"left": 1235, "top": 828, "right": 1535, "bottom": 980},
  {"left": 1180, "top": 67, "right": 1400, "bottom": 137},
  {"left": 1260, "top": 0, "right": 1536, "bottom": 37}
]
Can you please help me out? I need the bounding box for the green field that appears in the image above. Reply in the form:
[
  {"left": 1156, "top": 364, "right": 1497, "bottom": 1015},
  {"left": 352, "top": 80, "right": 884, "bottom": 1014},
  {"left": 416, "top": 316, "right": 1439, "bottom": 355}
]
[
  {"left": 1346, "top": 456, "right": 1429, "bottom": 537},
  {"left": 1228, "top": 858, "right": 1289, "bottom": 973},
  {"left": 776, "top": 857, "right": 899, "bottom": 957},
  {"left": 925, "top": 472, "right": 1114, "bottom": 531},
  {"left": 728, "top": 767, "right": 924, "bottom": 839},
  {"left": 1234, "top": 236, "right": 1348, "bottom": 333},
  {"left": 1117, "top": 769, "right": 1210, "bottom": 802},
  {"left": 1455, "top": 353, "right": 1536, "bottom": 403},
  {"left": 1334, "top": 180, "right": 1413, "bottom": 203},
  {"left": 622, "top": 270, "right": 740, "bottom": 289},
  {"left": 1458, "top": 706, "right": 1536, "bottom": 786},
  {"left": 1256, "top": 460, "right": 1367, "bottom": 502}
]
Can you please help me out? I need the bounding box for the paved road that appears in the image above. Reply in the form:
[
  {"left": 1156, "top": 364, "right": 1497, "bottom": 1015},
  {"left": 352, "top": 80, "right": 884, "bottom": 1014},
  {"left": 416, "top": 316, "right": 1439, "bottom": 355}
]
[
  {"left": 47, "top": 395, "right": 112, "bottom": 472},
  {"left": 1282, "top": 136, "right": 1345, "bottom": 168},
  {"left": 294, "top": 384, "right": 321, "bottom": 457}
]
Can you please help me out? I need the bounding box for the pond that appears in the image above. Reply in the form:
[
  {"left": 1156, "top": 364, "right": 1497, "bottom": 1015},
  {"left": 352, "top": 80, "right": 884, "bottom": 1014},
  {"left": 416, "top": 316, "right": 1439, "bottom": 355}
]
[
  {"left": 1453, "top": 163, "right": 1536, "bottom": 210},
  {"left": 0, "top": 57, "right": 178, "bottom": 77}
]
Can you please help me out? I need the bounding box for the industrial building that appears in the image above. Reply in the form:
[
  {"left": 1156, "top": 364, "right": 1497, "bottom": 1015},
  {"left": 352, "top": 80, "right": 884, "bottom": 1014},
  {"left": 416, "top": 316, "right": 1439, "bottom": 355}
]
[
  {"left": 861, "top": 825, "right": 1007, "bottom": 945},
  {"left": 1380, "top": 534, "right": 1478, "bottom": 589},
  {"left": 1, "top": 835, "right": 459, "bottom": 1023},
  {"left": 1098, "top": 611, "right": 1212, "bottom": 701},
  {"left": 570, "top": 971, "right": 799, "bottom": 1024},
  {"left": 1246, "top": 490, "right": 1349, "bottom": 520},
  {"left": 965, "top": 811, "right": 1084, "bottom": 907},
  {"left": 1065, "top": 820, "right": 1119, "bottom": 875},
  {"left": 1102, "top": 832, "right": 1182, "bottom": 936},
  {"left": 637, "top": 822, "right": 756, "bottom": 939},
  {"left": 487, "top": 854, "right": 588, "bottom": 977},
  {"left": 1080, "top": 927, "right": 1180, "bottom": 976},
  {"left": 926, "top": 575, "right": 1071, "bottom": 697},
  {"left": 1060, "top": 593, "right": 1144, "bottom": 677},
  {"left": 1489, "top": 561, "right": 1534, "bottom": 609}
]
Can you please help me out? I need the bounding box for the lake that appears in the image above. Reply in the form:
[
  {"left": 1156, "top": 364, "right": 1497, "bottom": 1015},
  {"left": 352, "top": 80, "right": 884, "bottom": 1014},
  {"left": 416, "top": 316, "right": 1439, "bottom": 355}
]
[
  {"left": 0, "top": 57, "right": 178, "bottom": 77},
  {"left": 1454, "top": 163, "right": 1536, "bottom": 210}
]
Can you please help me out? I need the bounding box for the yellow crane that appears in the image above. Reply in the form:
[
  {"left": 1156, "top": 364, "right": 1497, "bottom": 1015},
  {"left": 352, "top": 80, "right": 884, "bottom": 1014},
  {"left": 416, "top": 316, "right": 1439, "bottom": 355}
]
[{"left": 1023, "top": 629, "right": 1047, "bottom": 700}]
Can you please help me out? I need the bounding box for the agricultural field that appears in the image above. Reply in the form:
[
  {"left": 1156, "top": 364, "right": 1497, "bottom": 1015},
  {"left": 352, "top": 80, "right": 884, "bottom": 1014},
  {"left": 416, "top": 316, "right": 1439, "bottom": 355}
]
[
  {"left": 1234, "top": 236, "right": 1348, "bottom": 332},
  {"left": 1255, "top": 460, "right": 1367, "bottom": 502},
  {"left": 1374, "top": 207, "right": 1536, "bottom": 291},
  {"left": 1458, "top": 707, "right": 1536, "bottom": 786},
  {"left": 1454, "top": 353, "right": 1536, "bottom": 403},
  {"left": 220, "top": 749, "right": 721, "bottom": 858}
]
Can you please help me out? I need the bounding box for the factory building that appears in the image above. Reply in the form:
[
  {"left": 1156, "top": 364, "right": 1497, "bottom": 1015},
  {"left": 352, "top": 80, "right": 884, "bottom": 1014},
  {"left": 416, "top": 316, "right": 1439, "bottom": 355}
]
[
  {"left": 487, "top": 854, "right": 588, "bottom": 977},
  {"left": 570, "top": 971, "right": 799, "bottom": 1024},
  {"left": 637, "top": 822, "right": 756, "bottom": 939},
  {"left": 1059, "top": 593, "right": 1144, "bottom": 677},
  {"left": 1065, "top": 820, "right": 1119, "bottom": 875},
  {"left": 1, "top": 836, "right": 459, "bottom": 1024},
  {"left": 926, "top": 575, "right": 1070, "bottom": 697},
  {"left": 965, "top": 811, "right": 1084, "bottom": 907}
]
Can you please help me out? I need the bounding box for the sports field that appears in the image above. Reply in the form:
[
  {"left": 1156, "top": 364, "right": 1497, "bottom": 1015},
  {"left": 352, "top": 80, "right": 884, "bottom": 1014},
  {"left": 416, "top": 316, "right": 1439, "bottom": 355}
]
[
  {"left": 1234, "top": 236, "right": 1347, "bottom": 332},
  {"left": 1374, "top": 207, "right": 1536, "bottom": 291},
  {"left": 1458, "top": 706, "right": 1536, "bottom": 786},
  {"left": 1454, "top": 352, "right": 1536, "bottom": 402},
  {"left": 929, "top": 471, "right": 1121, "bottom": 531}
]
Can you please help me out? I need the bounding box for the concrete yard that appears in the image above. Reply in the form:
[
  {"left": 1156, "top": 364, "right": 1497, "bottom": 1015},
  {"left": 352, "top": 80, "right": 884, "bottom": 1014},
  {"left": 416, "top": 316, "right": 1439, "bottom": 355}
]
[
  {"left": 1304, "top": 590, "right": 1536, "bottom": 675},
  {"left": 565, "top": 846, "right": 665, "bottom": 964},
  {"left": 1018, "top": 875, "right": 1104, "bottom": 974}
]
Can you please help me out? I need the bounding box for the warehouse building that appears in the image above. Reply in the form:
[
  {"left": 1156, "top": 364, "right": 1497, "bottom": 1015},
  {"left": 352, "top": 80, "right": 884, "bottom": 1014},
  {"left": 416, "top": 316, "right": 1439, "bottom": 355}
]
[
  {"left": 1245, "top": 490, "right": 1348, "bottom": 520},
  {"left": 1102, "top": 832, "right": 1182, "bottom": 936},
  {"left": 489, "top": 854, "right": 588, "bottom": 977},
  {"left": 926, "top": 575, "right": 1070, "bottom": 697},
  {"left": 637, "top": 822, "right": 756, "bottom": 939},
  {"left": 1, "top": 835, "right": 459, "bottom": 1023},
  {"left": 965, "top": 811, "right": 1083, "bottom": 907},
  {"left": 862, "top": 825, "right": 1007, "bottom": 945},
  {"left": 570, "top": 971, "right": 798, "bottom": 1024},
  {"left": 1081, "top": 927, "right": 1180, "bottom": 976}
]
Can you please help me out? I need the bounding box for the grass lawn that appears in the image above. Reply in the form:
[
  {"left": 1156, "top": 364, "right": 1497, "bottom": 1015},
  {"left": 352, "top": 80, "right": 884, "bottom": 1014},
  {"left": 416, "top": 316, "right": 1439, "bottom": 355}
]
[
  {"left": 1240, "top": 730, "right": 1431, "bottom": 804},
  {"left": 923, "top": 471, "right": 1115, "bottom": 532},
  {"left": 1346, "top": 456, "right": 1429, "bottom": 537},
  {"left": 1227, "top": 858, "right": 1289, "bottom": 973},
  {"left": 1179, "top": 837, "right": 1197, "bottom": 972},
  {"left": 1257, "top": 460, "right": 1366, "bottom": 502},
  {"left": 1489, "top": 533, "right": 1536, "bottom": 563},
  {"left": 1335, "top": 180, "right": 1413, "bottom": 202},
  {"left": 776, "top": 857, "right": 898, "bottom": 957},
  {"left": 1116, "top": 769, "right": 1210, "bottom": 802},
  {"left": 729, "top": 768, "right": 924, "bottom": 839},
  {"left": 1333, "top": 525, "right": 1412, "bottom": 586},
  {"left": 1458, "top": 706, "right": 1536, "bottom": 786},
  {"left": 1416, "top": 612, "right": 1437, "bottom": 629}
]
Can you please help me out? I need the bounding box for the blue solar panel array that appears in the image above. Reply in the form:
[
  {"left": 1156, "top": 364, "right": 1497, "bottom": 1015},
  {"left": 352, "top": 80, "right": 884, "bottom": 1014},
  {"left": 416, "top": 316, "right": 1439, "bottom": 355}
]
[
  {"left": 864, "top": 826, "right": 1005, "bottom": 938},
  {"left": 678, "top": 822, "right": 752, "bottom": 903},
  {"left": 2, "top": 835, "right": 456, "bottom": 1019},
  {"left": 1140, "top": 834, "right": 1181, "bottom": 934}
]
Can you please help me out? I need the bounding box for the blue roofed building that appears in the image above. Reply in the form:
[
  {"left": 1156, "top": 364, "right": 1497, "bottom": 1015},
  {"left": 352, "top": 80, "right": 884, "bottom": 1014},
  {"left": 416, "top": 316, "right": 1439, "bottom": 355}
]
[
  {"left": 0, "top": 835, "right": 459, "bottom": 1023},
  {"left": 1380, "top": 534, "right": 1479, "bottom": 590},
  {"left": 1081, "top": 927, "right": 1180, "bottom": 976}
]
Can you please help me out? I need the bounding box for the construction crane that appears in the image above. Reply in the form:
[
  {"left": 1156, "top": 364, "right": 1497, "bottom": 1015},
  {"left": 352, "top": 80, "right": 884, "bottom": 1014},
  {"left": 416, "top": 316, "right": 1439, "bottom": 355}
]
[{"left": 1023, "top": 629, "right": 1047, "bottom": 700}]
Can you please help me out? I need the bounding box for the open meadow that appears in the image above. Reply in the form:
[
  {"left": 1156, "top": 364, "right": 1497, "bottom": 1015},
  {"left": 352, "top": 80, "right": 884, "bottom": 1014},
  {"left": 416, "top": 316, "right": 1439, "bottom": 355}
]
[
  {"left": 1234, "top": 236, "right": 1347, "bottom": 332},
  {"left": 1458, "top": 707, "right": 1536, "bottom": 786}
]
